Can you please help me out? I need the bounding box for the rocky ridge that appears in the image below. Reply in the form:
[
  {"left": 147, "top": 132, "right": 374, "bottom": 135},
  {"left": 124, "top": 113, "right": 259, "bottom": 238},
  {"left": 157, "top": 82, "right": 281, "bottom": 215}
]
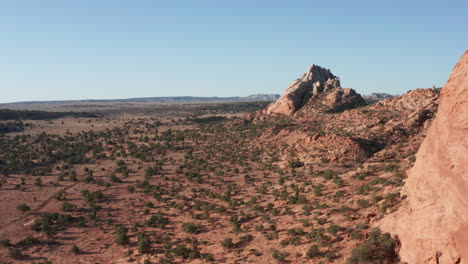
[
  {"left": 247, "top": 63, "right": 439, "bottom": 166},
  {"left": 327, "top": 88, "right": 440, "bottom": 147}
]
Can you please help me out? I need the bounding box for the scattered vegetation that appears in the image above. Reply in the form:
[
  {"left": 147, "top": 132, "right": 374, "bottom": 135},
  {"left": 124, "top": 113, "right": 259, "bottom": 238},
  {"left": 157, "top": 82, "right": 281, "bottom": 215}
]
[{"left": 0, "top": 96, "right": 425, "bottom": 263}]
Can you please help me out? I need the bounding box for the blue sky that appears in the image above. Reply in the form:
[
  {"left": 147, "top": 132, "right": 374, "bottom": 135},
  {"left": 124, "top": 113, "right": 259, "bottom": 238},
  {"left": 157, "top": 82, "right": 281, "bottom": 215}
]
[{"left": 0, "top": 0, "right": 467, "bottom": 103}]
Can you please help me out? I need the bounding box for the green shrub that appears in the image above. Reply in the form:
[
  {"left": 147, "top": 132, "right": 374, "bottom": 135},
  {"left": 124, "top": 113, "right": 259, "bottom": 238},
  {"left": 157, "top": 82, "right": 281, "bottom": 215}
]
[
  {"left": 222, "top": 238, "right": 235, "bottom": 249},
  {"left": 182, "top": 222, "right": 200, "bottom": 234},
  {"left": 34, "top": 178, "right": 43, "bottom": 187},
  {"left": 172, "top": 244, "right": 200, "bottom": 259},
  {"left": 127, "top": 185, "right": 135, "bottom": 193},
  {"left": 8, "top": 248, "right": 23, "bottom": 259},
  {"left": 272, "top": 250, "right": 287, "bottom": 262},
  {"left": 84, "top": 175, "right": 94, "bottom": 183},
  {"left": 109, "top": 173, "right": 123, "bottom": 183},
  {"left": 54, "top": 190, "right": 66, "bottom": 201},
  {"left": 357, "top": 199, "right": 369, "bottom": 208},
  {"left": 145, "top": 212, "right": 169, "bottom": 228},
  {"left": 115, "top": 227, "right": 129, "bottom": 246},
  {"left": 0, "top": 238, "right": 11, "bottom": 247},
  {"left": 306, "top": 244, "right": 320, "bottom": 258},
  {"left": 71, "top": 244, "right": 80, "bottom": 254},
  {"left": 16, "top": 203, "right": 31, "bottom": 213},
  {"left": 61, "top": 202, "right": 76, "bottom": 212},
  {"left": 137, "top": 234, "right": 151, "bottom": 253},
  {"left": 347, "top": 228, "right": 398, "bottom": 263},
  {"left": 289, "top": 160, "right": 304, "bottom": 168},
  {"left": 327, "top": 225, "right": 343, "bottom": 236}
]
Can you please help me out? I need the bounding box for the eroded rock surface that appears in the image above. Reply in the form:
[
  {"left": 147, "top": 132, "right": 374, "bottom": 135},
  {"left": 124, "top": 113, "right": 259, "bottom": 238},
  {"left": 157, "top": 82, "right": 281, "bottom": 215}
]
[
  {"left": 257, "top": 65, "right": 365, "bottom": 117},
  {"left": 379, "top": 50, "right": 468, "bottom": 263}
]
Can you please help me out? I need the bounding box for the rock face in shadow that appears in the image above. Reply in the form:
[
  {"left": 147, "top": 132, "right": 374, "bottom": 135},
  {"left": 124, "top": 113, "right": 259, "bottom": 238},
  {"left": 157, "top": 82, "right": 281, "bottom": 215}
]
[
  {"left": 379, "top": 50, "right": 468, "bottom": 263},
  {"left": 260, "top": 65, "right": 365, "bottom": 116}
]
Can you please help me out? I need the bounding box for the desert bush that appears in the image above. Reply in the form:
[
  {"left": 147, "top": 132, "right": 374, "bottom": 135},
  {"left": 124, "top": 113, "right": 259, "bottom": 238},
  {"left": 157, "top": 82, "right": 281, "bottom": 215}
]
[
  {"left": 137, "top": 233, "right": 151, "bottom": 253},
  {"left": 0, "top": 238, "right": 11, "bottom": 247},
  {"left": 347, "top": 228, "right": 398, "bottom": 263},
  {"left": 327, "top": 225, "right": 343, "bottom": 236},
  {"left": 182, "top": 222, "right": 200, "bottom": 234},
  {"left": 84, "top": 175, "right": 94, "bottom": 183},
  {"left": 109, "top": 173, "right": 123, "bottom": 183},
  {"left": 145, "top": 212, "right": 169, "bottom": 228},
  {"left": 54, "top": 190, "right": 66, "bottom": 201},
  {"left": 222, "top": 238, "right": 235, "bottom": 249},
  {"left": 272, "top": 250, "right": 287, "bottom": 262},
  {"left": 171, "top": 244, "right": 201, "bottom": 259},
  {"left": 8, "top": 248, "right": 23, "bottom": 259},
  {"left": 289, "top": 160, "right": 304, "bottom": 168},
  {"left": 71, "top": 244, "right": 80, "bottom": 254},
  {"left": 115, "top": 227, "right": 129, "bottom": 246},
  {"left": 127, "top": 185, "right": 135, "bottom": 193},
  {"left": 313, "top": 185, "right": 323, "bottom": 196},
  {"left": 357, "top": 199, "right": 369, "bottom": 208},
  {"left": 239, "top": 234, "right": 253, "bottom": 245},
  {"left": 16, "top": 203, "right": 31, "bottom": 213},
  {"left": 229, "top": 215, "right": 241, "bottom": 232},
  {"left": 333, "top": 176, "right": 344, "bottom": 187},
  {"left": 61, "top": 202, "right": 76, "bottom": 212},
  {"left": 306, "top": 244, "right": 320, "bottom": 258},
  {"left": 35, "top": 177, "right": 43, "bottom": 187}
]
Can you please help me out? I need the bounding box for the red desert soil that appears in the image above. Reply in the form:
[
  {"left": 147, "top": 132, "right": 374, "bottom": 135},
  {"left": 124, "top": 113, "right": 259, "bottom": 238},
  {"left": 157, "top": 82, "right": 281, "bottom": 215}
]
[{"left": 0, "top": 61, "right": 454, "bottom": 264}]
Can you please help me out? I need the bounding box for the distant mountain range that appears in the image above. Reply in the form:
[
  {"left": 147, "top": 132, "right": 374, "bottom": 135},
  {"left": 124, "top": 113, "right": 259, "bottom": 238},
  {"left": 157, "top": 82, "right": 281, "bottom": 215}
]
[
  {"left": 362, "top": 93, "right": 397, "bottom": 99},
  {"left": 2, "top": 94, "right": 281, "bottom": 105},
  {"left": 1, "top": 93, "right": 397, "bottom": 106},
  {"left": 362, "top": 93, "right": 397, "bottom": 104}
]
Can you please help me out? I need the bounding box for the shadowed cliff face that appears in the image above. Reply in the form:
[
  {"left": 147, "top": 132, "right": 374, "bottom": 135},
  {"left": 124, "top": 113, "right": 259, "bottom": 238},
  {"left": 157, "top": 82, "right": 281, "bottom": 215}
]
[
  {"left": 260, "top": 65, "right": 365, "bottom": 116},
  {"left": 379, "top": 50, "right": 468, "bottom": 264}
]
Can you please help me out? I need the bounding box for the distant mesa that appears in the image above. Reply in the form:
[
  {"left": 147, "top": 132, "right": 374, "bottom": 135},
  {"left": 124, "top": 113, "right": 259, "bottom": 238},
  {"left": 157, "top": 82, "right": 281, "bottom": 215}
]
[
  {"left": 363, "top": 93, "right": 397, "bottom": 104},
  {"left": 1, "top": 94, "right": 280, "bottom": 106},
  {"left": 243, "top": 94, "right": 280, "bottom": 101},
  {"left": 364, "top": 93, "right": 396, "bottom": 99},
  {"left": 256, "top": 64, "right": 366, "bottom": 117}
]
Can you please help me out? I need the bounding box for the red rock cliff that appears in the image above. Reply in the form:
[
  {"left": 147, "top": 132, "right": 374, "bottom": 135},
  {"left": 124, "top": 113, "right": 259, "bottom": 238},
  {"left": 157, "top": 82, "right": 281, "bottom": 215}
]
[{"left": 379, "top": 50, "right": 468, "bottom": 263}]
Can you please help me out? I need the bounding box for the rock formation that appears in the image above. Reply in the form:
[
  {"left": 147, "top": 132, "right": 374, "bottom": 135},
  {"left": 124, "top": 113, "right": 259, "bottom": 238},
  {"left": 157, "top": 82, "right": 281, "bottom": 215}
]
[
  {"left": 379, "top": 50, "right": 468, "bottom": 263},
  {"left": 328, "top": 88, "right": 439, "bottom": 146},
  {"left": 260, "top": 65, "right": 366, "bottom": 116},
  {"left": 365, "top": 93, "right": 396, "bottom": 99},
  {"left": 363, "top": 93, "right": 397, "bottom": 104}
]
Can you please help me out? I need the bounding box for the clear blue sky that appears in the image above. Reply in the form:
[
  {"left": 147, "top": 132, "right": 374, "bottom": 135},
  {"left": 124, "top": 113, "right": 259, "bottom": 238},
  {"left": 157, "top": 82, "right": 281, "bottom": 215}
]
[{"left": 1, "top": 0, "right": 467, "bottom": 103}]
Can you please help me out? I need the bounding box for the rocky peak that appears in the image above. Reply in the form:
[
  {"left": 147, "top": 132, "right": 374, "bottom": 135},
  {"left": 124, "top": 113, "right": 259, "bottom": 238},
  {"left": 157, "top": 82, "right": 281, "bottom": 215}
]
[
  {"left": 261, "top": 64, "right": 365, "bottom": 116},
  {"left": 300, "top": 65, "right": 338, "bottom": 84}
]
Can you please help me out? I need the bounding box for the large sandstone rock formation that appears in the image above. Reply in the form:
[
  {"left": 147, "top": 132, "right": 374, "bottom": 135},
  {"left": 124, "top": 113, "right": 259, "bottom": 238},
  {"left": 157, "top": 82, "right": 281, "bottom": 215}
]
[
  {"left": 328, "top": 88, "right": 440, "bottom": 147},
  {"left": 379, "top": 50, "right": 468, "bottom": 263},
  {"left": 260, "top": 65, "right": 366, "bottom": 116}
]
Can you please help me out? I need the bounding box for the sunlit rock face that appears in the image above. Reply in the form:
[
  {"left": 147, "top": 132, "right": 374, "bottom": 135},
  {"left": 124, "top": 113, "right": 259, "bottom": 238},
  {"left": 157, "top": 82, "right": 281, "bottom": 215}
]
[
  {"left": 379, "top": 50, "right": 468, "bottom": 264},
  {"left": 262, "top": 65, "right": 365, "bottom": 116}
]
